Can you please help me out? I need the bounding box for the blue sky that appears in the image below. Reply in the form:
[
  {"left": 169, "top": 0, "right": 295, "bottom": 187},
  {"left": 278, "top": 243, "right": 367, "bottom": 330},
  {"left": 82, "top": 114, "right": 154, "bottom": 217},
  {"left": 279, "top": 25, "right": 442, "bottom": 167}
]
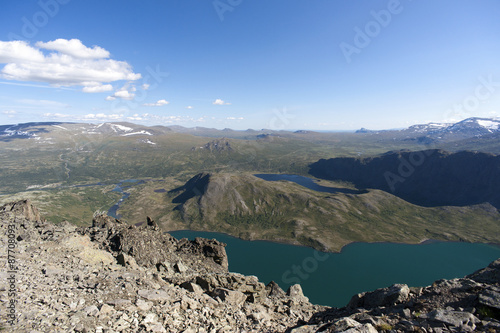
[{"left": 1, "top": 0, "right": 499, "bottom": 130}]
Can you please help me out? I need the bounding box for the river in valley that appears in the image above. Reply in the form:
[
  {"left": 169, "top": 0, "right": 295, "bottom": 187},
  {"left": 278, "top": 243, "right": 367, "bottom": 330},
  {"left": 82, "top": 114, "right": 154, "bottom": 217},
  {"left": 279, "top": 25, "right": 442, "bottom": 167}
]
[
  {"left": 107, "top": 179, "right": 144, "bottom": 219},
  {"left": 106, "top": 179, "right": 163, "bottom": 219}
]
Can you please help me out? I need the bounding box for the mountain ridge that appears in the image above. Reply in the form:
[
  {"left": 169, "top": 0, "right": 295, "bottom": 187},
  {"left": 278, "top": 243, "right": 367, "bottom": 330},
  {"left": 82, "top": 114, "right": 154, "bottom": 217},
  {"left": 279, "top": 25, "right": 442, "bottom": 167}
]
[
  {"left": 147, "top": 170, "right": 500, "bottom": 252},
  {"left": 309, "top": 149, "right": 500, "bottom": 209},
  {"left": 2, "top": 116, "right": 500, "bottom": 141}
]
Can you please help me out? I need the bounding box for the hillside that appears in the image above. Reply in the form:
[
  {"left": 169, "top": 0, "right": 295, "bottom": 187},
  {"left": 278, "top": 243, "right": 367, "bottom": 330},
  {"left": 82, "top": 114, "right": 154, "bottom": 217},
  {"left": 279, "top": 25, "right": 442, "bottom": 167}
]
[
  {"left": 117, "top": 172, "right": 500, "bottom": 252},
  {"left": 2, "top": 118, "right": 500, "bottom": 194},
  {"left": 1, "top": 120, "right": 499, "bottom": 253},
  {"left": 0, "top": 122, "right": 332, "bottom": 194},
  {"left": 309, "top": 150, "right": 500, "bottom": 209}
]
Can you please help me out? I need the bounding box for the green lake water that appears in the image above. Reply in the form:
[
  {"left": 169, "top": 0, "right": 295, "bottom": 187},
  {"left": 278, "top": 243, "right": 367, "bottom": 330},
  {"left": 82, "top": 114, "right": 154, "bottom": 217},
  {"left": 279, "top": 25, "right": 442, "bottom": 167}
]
[{"left": 169, "top": 230, "right": 500, "bottom": 307}]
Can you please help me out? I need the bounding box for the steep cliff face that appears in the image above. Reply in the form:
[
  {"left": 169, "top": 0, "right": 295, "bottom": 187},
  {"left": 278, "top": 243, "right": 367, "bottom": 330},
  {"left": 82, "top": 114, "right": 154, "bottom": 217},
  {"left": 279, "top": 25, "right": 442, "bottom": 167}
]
[
  {"left": 79, "top": 213, "right": 229, "bottom": 272},
  {"left": 309, "top": 150, "right": 500, "bottom": 209}
]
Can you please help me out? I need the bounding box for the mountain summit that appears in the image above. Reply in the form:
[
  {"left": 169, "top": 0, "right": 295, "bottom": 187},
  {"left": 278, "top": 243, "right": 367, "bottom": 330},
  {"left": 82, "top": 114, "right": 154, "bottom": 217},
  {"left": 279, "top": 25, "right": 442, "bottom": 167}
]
[{"left": 404, "top": 117, "right": 500, "bottom": 139}]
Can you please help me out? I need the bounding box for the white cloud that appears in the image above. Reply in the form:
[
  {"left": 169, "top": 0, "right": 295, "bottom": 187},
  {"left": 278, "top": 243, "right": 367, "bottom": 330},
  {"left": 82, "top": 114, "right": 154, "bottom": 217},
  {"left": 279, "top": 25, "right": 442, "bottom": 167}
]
[
  {"left": 127, "top": 113, "right": 143, "bottom": 121},
  {"left": 36, "top": 39, "right": 110, "bottom": 59},
  {"left": 0, "top": 40, "right": 44, "bottom": 63},
  {"left": 38, "top": 112, "right": 249, "bottom": 127},
  {"left": 105, "top": 82, "right": 138, "bottom": 100},
  {"left": 213, "top": 99, "right": 231, "bottom": 105},
  {"left": 185, "top": 106, "right": 193, "bottom": 109},
  {"left": 82, "top": 84, "right": 113, "bottom": 93},
  {"left": 0, "top": 39, "right": 141, "bottom": 93},
  {"left": 2, "top": 110, "right": 17, "bottom": 118},
  {"left": 114, "top": 90, "right": 135, "bottom": 100},
  {"left": 43, "top": 112, "right": 124, "bottom": 121},
  {"left": 43, "top": 112, "right": 71, "bottom": 118},
  {"left": 143, "top": 99, "right": 169, "bottom": 107},
  {"left": 106, "top": 86, "right": 136, "bottom": 101},
  {"left": 0, "top": 80, "right": 74, "bottom": 90},
  {"left": 142, "top": 83, "right": 150, "bottom": 90},
  {"left": 82, "top": 113, "right": 123, "bottom": 120}
]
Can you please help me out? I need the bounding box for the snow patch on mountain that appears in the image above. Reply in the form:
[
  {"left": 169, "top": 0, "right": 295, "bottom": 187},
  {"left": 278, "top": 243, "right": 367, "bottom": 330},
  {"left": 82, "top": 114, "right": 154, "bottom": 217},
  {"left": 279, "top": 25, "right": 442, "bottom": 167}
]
[
  {"left": 404, "top": 117, "right": 500, "bottom": 137},
  {"left": 108, "top": 124, "right": 133, "bottom": 132},
  {"left": 52, "top": 125, "right": 68, "bottom": 131},
  {"left": 476, "top": 119, "right": 499, "bottom": 130},
  {"left": 122, "top": 130, "right": 152, "bottom": 136},
  {"left": 3, "top": 128, "right": 36, "bottom": 137}
]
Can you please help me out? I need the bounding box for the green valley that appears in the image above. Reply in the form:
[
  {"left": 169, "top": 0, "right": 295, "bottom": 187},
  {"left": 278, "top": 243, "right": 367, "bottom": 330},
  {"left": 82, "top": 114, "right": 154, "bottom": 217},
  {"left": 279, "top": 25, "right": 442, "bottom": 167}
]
[{"left": 1, "top": 120, "right": 499, "bottom": 252}]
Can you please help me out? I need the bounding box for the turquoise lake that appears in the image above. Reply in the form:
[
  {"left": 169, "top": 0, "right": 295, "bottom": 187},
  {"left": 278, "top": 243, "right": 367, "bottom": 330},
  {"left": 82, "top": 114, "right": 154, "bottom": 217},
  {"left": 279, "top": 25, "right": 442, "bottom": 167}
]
[
  {"left": 170, "top": 230, "right": 500, "bottom": 307},
  {"left": 106, "top": 175, "right": 500, "bottom": 307}
]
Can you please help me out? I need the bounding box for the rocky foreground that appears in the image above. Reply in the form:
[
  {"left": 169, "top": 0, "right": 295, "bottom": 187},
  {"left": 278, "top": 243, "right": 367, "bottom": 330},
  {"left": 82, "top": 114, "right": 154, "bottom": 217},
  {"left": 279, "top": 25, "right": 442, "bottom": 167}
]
[{"left": 1, "top": 200, "right": 499, "bottom": 332}]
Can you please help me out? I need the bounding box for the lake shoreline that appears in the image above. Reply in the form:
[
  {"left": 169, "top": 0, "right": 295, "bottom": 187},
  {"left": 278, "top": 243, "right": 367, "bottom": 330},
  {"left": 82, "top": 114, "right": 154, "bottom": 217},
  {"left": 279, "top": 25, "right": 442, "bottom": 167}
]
[
  {"left": 167, "top": 228, "right": 500, "bottom": 254},
  {"left": 168, "top": 229, "right": 500, "bottom": 307},
  {"left": 103, "top": 174, "right": 499, "bottom": 255}
]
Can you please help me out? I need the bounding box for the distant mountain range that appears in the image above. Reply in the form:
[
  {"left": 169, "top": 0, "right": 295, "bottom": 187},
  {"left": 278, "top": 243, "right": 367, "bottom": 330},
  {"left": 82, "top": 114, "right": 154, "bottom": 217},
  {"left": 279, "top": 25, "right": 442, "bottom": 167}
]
[
  {"left": 0, "top": 122, "right": 173, "bottom": 142},
  {"left": 357, "top": 117, "right": 500, "bottom": 142},
  {"left": 2, "top": 117, "right": 499, "bottom": 142}
]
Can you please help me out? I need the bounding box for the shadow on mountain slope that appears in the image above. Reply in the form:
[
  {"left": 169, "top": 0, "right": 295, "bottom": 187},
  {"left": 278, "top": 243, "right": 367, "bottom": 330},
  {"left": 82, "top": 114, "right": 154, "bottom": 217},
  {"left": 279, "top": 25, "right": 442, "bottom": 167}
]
[
  {"left": 169, "top": 172, "right": 211, "bottom": 204},
  {"left": 309, "top": 149, "right": 500, "bottom": 209}
]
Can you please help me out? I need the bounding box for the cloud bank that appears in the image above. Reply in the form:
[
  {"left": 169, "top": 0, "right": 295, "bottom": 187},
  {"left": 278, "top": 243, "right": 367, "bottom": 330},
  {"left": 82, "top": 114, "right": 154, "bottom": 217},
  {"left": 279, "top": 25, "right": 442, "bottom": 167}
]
[
  {"left": 0, "top": 39, "right": 141, "bottom": 93},
  {"left": 144, "top": 99, "right": 169, "bottom": 107}
]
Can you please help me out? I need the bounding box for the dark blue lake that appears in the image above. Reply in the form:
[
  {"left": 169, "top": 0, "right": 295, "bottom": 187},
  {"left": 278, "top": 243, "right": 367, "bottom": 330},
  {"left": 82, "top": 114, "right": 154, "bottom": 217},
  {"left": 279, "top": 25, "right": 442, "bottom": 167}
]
[
  {"left": 254, "top": 174, "right": 364, "bottom": 194},
  {"left": 170, "top": 230, "right": 500, "bottom": 307}
]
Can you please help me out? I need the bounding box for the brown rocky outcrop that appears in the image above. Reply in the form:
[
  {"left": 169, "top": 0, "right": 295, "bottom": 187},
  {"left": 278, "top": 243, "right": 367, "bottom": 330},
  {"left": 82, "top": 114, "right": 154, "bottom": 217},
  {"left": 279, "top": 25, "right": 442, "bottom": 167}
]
[
  {"left": 289, "top": 260, "right": 500, "bottom": 332},
  {"left": 1, "top": 200, "right": 322, "bottom": 332},
  {"left": 0, "top": 199, "right": 42, "bottom": 222},
  {"left": 79, "top": 213, "right": 228, "bottom": 274},
  {"left": 191, "top": 138, "right": 233, "bottom": 152},
  {"left": 1, "top": 200, "right": 499, "bottom": 333}
]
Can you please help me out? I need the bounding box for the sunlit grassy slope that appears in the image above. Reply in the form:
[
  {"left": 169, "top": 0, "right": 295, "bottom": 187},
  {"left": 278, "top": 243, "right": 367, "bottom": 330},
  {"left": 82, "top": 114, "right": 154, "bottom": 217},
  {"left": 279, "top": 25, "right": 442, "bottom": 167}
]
[{"left": 118, "top": 172, "right": 500, "bottom": 252}]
